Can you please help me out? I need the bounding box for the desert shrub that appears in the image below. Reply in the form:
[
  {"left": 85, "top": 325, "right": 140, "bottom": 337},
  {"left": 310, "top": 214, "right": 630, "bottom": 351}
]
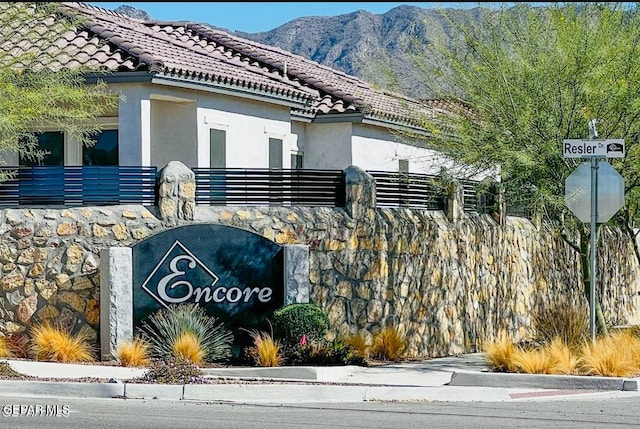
[
  {"left": 341, "top": 331, "right": 369, "bottom": 360},
  {"left": 172, "top": 331, "right": 206, "bottom": 366},
  {"left": 29, "top": 322, "right": 94, "bottom": 363},
  {"left": 0, "top": 336, "right": 11, "bottom": 358},
  {"left": 483, "top": 332, "right": 517, "bottom": 372},
  {"left": 369, "top": 326, "right": 406, "bottom": 362},
  {"left": 511, "top": 346, "right": 554, "bottom": 374},
  {"left": 139, "top": 303, "right": 233, "bottom": 364},
  {"left": 579, "top": 331, "right": 640, "bottom": 377},
  {"left": 531, "top": 300, "right": 589, "bottom": 350},
  {"left": 135, "top": 356, "right": 205, "bottom": 384},
  {"left": 272, "top": 303, "right": 329, "bottom": 346},
  {"left": 245, "top": 330, "right": 283, "bottom": 367},
  {"left": 117, "top": 338, "right": 151, "bottom": 367},
  {"left": 5, "top": 333, "right": 29, "bottom": 359},
  {"left": 545, "top": 337, "right": 579, "bottom": 375},
  {"left": 288, "top": 338, "right": 368, "bottom": 366}
]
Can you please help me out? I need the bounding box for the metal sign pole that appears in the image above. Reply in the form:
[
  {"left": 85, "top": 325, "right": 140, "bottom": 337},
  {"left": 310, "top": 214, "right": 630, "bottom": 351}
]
[
  {"left": 588, "top": 119, "right": 598, "bottom": 342},
  {"left": 589, "top": 156, "right": 597, "bottom": 342}
]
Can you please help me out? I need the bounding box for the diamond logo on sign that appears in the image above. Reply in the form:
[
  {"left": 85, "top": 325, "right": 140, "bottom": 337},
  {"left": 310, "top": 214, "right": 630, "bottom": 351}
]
[{"left": 141, "top": 240, "right": 220, "bottom": 309}]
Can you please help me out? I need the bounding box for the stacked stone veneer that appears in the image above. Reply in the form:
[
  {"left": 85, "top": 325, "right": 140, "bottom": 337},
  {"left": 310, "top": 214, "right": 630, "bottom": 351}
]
[{"left": 1, "top": 166, "right": 639, "bottom": 359}]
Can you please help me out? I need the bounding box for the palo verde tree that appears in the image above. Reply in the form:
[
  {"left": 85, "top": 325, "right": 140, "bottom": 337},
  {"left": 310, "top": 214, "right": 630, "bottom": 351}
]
[
  {"left": 0, "top": 2, "right": 118, "bottom": 173},
  {"left": 412, "top": 2, "right": 640, "bottom": 335}
]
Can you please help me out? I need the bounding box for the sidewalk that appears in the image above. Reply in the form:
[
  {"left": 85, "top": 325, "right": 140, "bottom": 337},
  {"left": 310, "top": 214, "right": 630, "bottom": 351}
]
[{"left": 1, "top": 353, "right": 639, "bottom": 403}]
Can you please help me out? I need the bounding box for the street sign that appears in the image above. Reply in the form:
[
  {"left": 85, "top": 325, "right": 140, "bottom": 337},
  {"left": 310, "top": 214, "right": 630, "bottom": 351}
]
[
  {"left": 565, "top": 161, "right": 625, "bottom": 223},
  {"left": 563, "top": 139, "right": 625, "bottom": 158}
]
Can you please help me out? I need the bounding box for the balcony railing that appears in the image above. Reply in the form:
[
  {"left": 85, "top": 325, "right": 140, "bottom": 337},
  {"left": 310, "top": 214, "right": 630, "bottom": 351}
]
[
  {"left": 193, "top": 168, "right": 346, "bottom": 207},
  {"left": 0, "top": 166, "right": 157, "bottom": 207},
  {"left": 368, "top": 171, "right": 446, "bottom": 210},
  {"left": 0, "top": 165, "right": 530, "bottom": 219}
]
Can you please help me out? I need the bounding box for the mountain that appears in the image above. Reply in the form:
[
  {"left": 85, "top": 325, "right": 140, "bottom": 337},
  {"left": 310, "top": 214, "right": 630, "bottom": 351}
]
[
  {"left": 113, "top": 5, "right": 151, "bottom": 21},
  {"left": 236, "top": 5, "right": 484, "bottom": 99},
  {"left": 112, "top": 4, "right": 486, "bottom": 99}
]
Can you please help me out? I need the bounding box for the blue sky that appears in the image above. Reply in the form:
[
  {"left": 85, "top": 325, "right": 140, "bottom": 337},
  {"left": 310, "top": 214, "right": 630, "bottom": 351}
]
[{"left": 87, "top": 2, "right": 489, "bottom": 33}]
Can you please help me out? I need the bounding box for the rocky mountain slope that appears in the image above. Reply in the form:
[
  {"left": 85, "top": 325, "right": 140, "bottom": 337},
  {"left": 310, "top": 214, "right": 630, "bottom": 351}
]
[{"left": 114, "top": 4, "right": 485, "bottom": 99}]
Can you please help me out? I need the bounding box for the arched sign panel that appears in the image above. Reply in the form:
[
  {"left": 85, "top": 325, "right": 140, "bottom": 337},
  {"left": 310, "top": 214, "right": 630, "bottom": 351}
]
[{"left": 132, "top": 224, "right": 284, "bottom": 331}]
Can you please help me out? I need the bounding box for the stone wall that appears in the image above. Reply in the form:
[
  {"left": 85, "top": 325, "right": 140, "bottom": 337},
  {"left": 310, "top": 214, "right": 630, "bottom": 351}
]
[{"left": 1, "top": 165, "right": 639, "bottom": 359}]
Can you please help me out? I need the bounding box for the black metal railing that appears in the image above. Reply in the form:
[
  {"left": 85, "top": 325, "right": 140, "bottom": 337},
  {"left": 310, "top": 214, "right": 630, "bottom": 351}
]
[
  {"left": 368, "top": 171, "right": 446, "bottom": 210},
  {"left": 461, "top": 179, "right": 499, "bottom": 214},
  {"left": 0, "top": 166, "right": 157, "bottom": 207},
  {"left": 0, "top": 165, "right": 530, "bottom": 219},
  {"left": 193, "top": 168, "right": 346, "bottom": 207}
]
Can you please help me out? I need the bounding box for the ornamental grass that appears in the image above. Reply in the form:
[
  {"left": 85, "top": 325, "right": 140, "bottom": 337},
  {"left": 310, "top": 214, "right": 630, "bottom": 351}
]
[
  {"left": 29, "top": 322, "right": 94, "bottom": 363},
  {"left": 245, "top": 330, "right": 283, "bottom": 367},
  {"left": 370, "top": 325, "right": 407, "bottom": 362},
  {"left": 139, "top": 303, "right": 233, "bottom": 364},
  {"left": 483, "top": 329, "right": 640, "bottom": 378},
  {"left": 171, "top": 332, "right": 206, "bottom": 366},
  {"left": 117, "top": 338, "right": 151, "bottom": 367},
  {"left": 0, "top": 336, "right": 11, "bottom": 358},
  {"left": 578, "top": 330, "right": 640, "bottom": 378},
  {"left": 483, "top": 332, "right": 517, "bottom": 373}
]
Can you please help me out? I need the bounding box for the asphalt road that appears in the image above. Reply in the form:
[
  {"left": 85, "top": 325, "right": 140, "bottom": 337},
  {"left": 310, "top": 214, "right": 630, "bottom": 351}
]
[{"left": 1, "top": 396, "right": 639, "bottom": 429}]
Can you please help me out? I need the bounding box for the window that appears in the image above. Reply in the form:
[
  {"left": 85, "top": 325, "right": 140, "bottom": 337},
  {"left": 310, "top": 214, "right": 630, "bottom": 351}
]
[
  {"left": 268, "top": 138, "right": 283, "bottom": 205},
  {"left": 269, "top": 138, "right": 283, "bottom": 169},
  {"left": 19, "top": 131, "right": 64, "bottom": 166},
  {"left": 208, "top": 129, "right": 226, "bottom": 205},
  {"left": 210, "top": 129, "right": 226, "bottom": 168},
  {"left": 83, "top": 129, "right": 118, "bottom": 165}
]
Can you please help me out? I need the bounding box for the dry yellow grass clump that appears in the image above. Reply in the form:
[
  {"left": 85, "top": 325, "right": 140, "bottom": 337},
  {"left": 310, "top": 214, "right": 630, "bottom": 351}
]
[
  {"left": 370, "top": 326, "right": 407, "bottom": 362},
  {"left": 246, "top": 331, "right": 283, "bottom": 367},
  {"left": 30, "top": 322, "right": 94, "bottom": 363},
  {"left": 579, "top": 330, "right": 640, "bottom": 377},
  {"left": 484, "top": 330, "right": 640, "bottom": 377},
  {"left": 483, "top": 332, "right": 517, "bottom": 372},
  {"left": 342, "top": 331, "right": 370, "bottom": 359},
  {"left": 117, "top": 338, "right": 151, "bottom": 367},
  {"left": 171, "top": 332, "right": 206, "bottom": 366},
  {"left": 0, "top": 336, "right": 11, "bottom": 358}
]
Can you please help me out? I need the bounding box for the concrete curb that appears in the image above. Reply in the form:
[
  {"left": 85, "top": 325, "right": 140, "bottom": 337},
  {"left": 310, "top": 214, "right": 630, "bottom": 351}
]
[
  {"left": 448, "top": 370, "right": 638, "bottom": 391},
  {"left": 201, "top": 365, "right": 360, "bottom": 381},
  {"left": 0, "top": 380, "right": 512, "bottom": 403}
]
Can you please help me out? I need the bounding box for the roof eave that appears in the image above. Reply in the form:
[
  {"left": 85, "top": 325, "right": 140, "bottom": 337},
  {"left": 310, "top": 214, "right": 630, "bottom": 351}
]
[
  {"left": 361, "top": 116, "right": 432, "bottom": 137},
  {"left": 307, "top": 112, "right": 365, "bottom": 124},
  {"left": 151, "top": 75, "right": 312, "bottom": 108},
  {"left": 83, "top": 71, "right": 155, "bottom": 84}
]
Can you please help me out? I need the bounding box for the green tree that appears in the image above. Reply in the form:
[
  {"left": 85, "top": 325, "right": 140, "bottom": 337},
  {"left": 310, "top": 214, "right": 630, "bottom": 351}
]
[
  {"left": 417, "top": 2, "right": 640, "bottom": 336},
  {"left": 0, "top": 2, "right": 118, "bottom": 171}
]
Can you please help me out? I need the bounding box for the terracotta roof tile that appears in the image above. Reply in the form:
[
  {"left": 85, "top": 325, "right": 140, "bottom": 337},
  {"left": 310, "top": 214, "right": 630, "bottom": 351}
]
[{"left": 3, "top": 2, "right": 440, "bottom": 127}]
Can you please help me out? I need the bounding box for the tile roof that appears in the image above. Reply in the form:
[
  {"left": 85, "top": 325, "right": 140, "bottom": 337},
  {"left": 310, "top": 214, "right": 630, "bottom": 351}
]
[{"left": 6, "top": 2, "right": 442, "bottom": 130}]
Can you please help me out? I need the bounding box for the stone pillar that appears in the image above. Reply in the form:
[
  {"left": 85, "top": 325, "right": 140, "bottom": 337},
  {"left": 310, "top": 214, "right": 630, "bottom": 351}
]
[
  {"left": 100, "top": 247, "right": 133, "bottom": 361},
  {"left": 283, "top": 244, "right": 310, "bottom": 304},
  {"left": 157, "top": 161, "right": 196, "bottom": 226},
  {"left": 445, "top": 180, "right": 464, "bottom": 222},
  {"left": 344, "top": 165, "right": 376, "bottom": 219},
  {"left": 493, "top": 182, "right": 507, "bottom": 227}
]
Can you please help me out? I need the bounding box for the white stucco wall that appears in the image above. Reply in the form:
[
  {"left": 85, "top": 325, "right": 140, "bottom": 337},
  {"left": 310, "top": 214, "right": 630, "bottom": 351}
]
[
  {"left": 196, "top": 94, "right": 295, "bottom": 169},
  {"left": 298, "top": 122, "right": 352, "bottom": 170},
  {"left": 111, "top": 82, "right": 296, "bottom": 170},
  {"left": 151, "top": 99, "right": 197, "bottom": 168},
  {"left": 351, "top": 124, "right": 449, "bottom": 175},
  {"left": 108, "top": 81, "right": 492, "bottom": 179}
]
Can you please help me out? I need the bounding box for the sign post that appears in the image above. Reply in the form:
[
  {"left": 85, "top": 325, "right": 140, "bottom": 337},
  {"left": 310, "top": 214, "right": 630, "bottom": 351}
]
[{"left": 564, "top": 120, "right": 625, "bottom": 342}]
